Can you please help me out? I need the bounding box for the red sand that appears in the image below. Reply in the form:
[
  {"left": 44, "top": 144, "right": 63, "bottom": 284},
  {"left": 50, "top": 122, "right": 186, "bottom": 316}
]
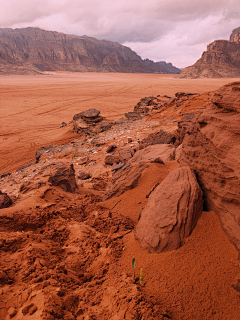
[
  {"left": 0, "top": 73, "right": 236, "bottom": 174},
  {"left": 0, "top": 73, "right": 240, "bottom": 319}
]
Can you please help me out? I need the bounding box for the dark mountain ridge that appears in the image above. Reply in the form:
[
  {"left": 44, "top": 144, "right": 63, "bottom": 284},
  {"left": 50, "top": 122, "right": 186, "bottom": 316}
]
[{"left": 0, "top": 27, "right": 180, "bottom": 75}]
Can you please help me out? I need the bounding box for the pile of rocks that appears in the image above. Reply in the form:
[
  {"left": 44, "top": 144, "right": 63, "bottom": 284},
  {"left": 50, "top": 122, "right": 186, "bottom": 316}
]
[{"left": 73, "top": 109, "right": 103, "bottom": 124}]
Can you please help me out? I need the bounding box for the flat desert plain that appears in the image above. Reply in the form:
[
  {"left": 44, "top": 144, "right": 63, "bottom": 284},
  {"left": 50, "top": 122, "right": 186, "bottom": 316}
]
[{"left": 0, "top": 73, "right": 237, "bottom": 174}]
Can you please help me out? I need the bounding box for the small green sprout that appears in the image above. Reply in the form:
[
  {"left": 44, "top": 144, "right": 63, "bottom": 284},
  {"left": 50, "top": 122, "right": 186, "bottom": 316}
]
[
  {"left": 140, "top": 268, "right": 143, "bottom": 285},
  {"left": 132, "top": 257, "right": 135, "bottom": 279}
]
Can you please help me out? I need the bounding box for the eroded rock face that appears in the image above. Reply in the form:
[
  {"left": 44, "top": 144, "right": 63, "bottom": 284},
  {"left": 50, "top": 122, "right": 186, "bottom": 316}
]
[
  {"left": 180, "top": 28, "right": 240, "bottom": 78},
  {"left": 130, "top": 144, "right": 175, "bottom": 163},
  {"left": 0, "top": 27, "right": 181, "bottom": 75},
  {"left": 179, "top": 82, "right": 240, "bottom": 253},
  {"left": 0, "top": 191, "right": 12, "bottom": 209},
  {"left": 104, "top": 162, "right": 148, "bottom": 200},
  {"left": 135, "top": 167, "right": 203, "bottom": 253},
  {"left": 139, "top": 129, "right": 176, "bottom": 149},
  {"left": 48, "top": 163, "right": 77, "bottom": 193}
]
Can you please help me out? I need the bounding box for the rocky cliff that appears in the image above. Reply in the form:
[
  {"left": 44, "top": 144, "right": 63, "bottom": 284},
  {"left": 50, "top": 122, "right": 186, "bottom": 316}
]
[
  {"left": 179, "top": 82, "right": 240, "bottom": 254},
  {"left": 180, "top": 28, "right": 240, "bottom": 78},
  {"left": 0, "top": 27, "right": 180, "bottom": 74}
]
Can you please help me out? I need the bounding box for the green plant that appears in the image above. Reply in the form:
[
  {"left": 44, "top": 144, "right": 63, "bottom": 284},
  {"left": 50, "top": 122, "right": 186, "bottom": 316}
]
[
  {"left": 140, "top": 268, "right": 143, "bottom": 285},
  {"left": 132, "top": 257, "right": 135, "bottom": 279}
]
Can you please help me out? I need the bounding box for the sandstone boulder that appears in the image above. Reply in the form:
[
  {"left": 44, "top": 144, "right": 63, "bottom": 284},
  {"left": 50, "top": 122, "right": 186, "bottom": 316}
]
[
  {"left": 175, "top": 144, "right": 183, "bottom": 162},
  {"left": 118, "top": 146, "right": 135, "bottom": 162},
  {"left": 179, "top": 82, "right": 240, "bottom": 254},
  {"left": 135, "top": 166, "right": 203, "bottom": 253},
  {"left": 106, "top": 144, "right": 117, "bottom": 153},
  {"left": 104, "top": 162, "right": 148, "bottom": 200},
  {"left": 78, "top": 171, "right": 91, "bottom": 180},
  {"left": 105, "top": 155, "right": 121, "bottom": 165},
  {"left": 130, "top": 144, "right": 175, "bottom": 163},
  {"left": 48, "top": 163, "right": 77, "bottom": 193},
  {"left": 125, "top": 112, "right": 141, "bottom": 120},
  {"left": 0, "top": 191, "right": 12, "bottom": 209}
]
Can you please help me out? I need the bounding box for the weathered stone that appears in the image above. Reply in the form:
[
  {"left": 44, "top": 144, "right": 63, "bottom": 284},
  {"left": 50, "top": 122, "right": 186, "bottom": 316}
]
[
  {"left": 0, "top": 191, "right": 12, "bottom": 209},
  {"left": 135, "top": 167, "right": 203, "bottom": 253},
  {"left": 118, "top": 146, "right": 135, "bottom": 162},
  {"left": 106, "top": 144, "right": 117, "bottom": 153},
  {"left": 8, "top": 307, "right": 17, "bottom": 318},
  {"left": 60, "top": 122, "right": 67, "bottom": 128},
  {"left": 104, "top": 162, "right": 148, "bottom": 200},
  {"left": 150, "top": 157, "right": 165, "bottom": 165},
  {"left": 179, "top": 82, "right": 240, "bottom": 254},
  {"left": 111, "top": 163, "right": 125, "bottom": 171},
  {"left": 104, "top": 155, "right": 121, "bottom": 165},
  {"left": 20, "top": 181, "right": 44, "bottom": 193},
  {"left": 80, "top": 109, "right": 100, "bottom": 119},
  {"left": 130, "top": 144, "right": 175, "bottom": 163},
  {"left": 125, "top": 112, "right": 141, "bottom": 120},
  {"left": 139, "top": 129, "right": 176, "bottom": 149},
  {"left": 78, "top": 156, "right": 89, "bottom": 165},
  {"left": 78, "top": 171, "right": 91, "bottom": 180},
  {"left": 48, "top": 163, "right": 77, "bottom": 193}
]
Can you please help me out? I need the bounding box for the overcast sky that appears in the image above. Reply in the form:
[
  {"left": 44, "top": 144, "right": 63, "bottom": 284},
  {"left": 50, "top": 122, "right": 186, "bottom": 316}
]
[{"left": 1, "top": 0, "right": 240, "bottom": 68}]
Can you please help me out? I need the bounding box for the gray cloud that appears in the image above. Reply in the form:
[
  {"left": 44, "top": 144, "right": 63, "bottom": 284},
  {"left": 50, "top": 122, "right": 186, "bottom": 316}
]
[{"left": 1, "top": 0, "right": 240, "bottom": 67}]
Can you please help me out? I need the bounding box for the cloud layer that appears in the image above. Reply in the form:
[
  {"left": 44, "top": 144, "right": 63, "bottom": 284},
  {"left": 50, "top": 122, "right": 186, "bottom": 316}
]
[{"left": 1, "top": 0, "right": 240, "bottom": 67}]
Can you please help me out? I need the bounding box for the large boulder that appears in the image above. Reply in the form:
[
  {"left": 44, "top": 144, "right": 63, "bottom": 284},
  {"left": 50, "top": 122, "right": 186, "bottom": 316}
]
[
  {"left": 0, "top": 191, "right": 12, "bottom": 209},
  {"left": 135, "top": 166, "right": 203, "bottom": 253},
  {"left": 179, "top": 82, "right": 240, "bottom": 254},
  {"left": 48, "top": 163, "right": 77, "bottom": 193},
  {"left": 129, "top": 144, "right": 175, "bottom": 163}
]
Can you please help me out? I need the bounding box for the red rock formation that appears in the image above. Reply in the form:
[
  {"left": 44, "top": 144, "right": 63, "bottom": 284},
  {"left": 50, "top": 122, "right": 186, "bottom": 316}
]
[
  {"left": 48, "top": 162, "right": 77, "bottom": 193},
  {"left": 179, "top": 82, "right": 240, "bottom": 254},
  {"left": 104, "top": 162, "right": 148, "bottom": 199},
  {"left": 129, "top": 144, "right": 176, "bottom": 163},
  {"left": 0, "top": 27, "right": 180, "bottom": 75},
  {"left": 0, "top": 191, "right": 12, "bottom": 209},
  {"left": 135, "top": 166, "right": 203, "bottom": 253},
  {"left": 180, "top": 28, "right": 240, "bottom": 78}
]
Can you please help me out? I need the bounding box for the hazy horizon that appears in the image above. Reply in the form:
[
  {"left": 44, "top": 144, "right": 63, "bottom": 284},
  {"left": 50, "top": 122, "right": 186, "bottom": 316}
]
[{"left": 1, "top": 0, "right": 240, "bottom": 68}]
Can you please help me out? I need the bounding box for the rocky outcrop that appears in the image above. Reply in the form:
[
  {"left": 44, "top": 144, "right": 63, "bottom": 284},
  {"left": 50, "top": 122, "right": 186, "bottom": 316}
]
[
  {"left": 0, "top": 191, "right": 12, "bottom": 209},
  {"left": 78, "top": 171, "right": 91, "bottom": 180},
  {"left": 139, "top": 129, "right": 176, "bottom": 149},
  {"left": 130, "top": 144, "right": 176, "bottom": 163},
  {"left": 73, "top": 109, "right": 102, "bottom": 124},
  {"left": 180, "top": 28, "right": 240, "bottom": 78},
  {"left": 135, "top": 167, "right": 203, "bottom": 253},
  {"left": 104, "top": 162, "right": 148, "bottom": 199},
  {"left": 179, "top": 82, "right": 240, "bottom": 253},
  {"left": 230, "top": 27, "right": 240, "bottom": 43},
  {"left": 48, "top": 163, "right": 77, "bottom": 193},
  {"left": 0, "top": 27, "right": 180, "bottom": 75}
]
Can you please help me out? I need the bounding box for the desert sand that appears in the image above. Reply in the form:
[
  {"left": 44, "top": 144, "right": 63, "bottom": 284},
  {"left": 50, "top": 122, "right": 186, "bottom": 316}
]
[
  {"left": 0, "top": 73, "right": 236, "bottom": 174},
  {"left": 0, "top": 73, "right": 240, "bottom": 320}
]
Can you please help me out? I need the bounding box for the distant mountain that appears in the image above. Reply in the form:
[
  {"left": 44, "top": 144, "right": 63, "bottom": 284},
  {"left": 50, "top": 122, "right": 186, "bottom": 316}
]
[
  {"left": 0, "top": 27, "right": 180, "bottom": 75},
  {"left": 180, "top": 27, "right": 240, "bottom": 78}
]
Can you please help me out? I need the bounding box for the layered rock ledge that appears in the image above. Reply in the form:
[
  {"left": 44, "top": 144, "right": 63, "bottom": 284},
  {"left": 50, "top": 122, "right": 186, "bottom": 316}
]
[{"left": 179, "top": 82, "right": 240, "bottom": 254}]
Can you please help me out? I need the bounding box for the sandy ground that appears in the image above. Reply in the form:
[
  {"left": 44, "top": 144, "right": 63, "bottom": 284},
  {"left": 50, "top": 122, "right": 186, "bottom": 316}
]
[
  {"left": 0, "top": 73, "right": 237, "bottom": 174},
  {"left": 0, "top": 73, "right": 240, "bottom": 319}
]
